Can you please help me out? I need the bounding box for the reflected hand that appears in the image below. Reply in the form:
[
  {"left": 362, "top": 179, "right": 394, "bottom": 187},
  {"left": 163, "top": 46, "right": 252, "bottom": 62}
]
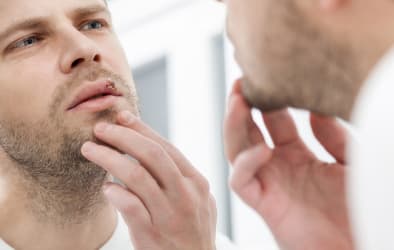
[
  {"left": 223, "top": 81, "right": 353, "bottom": 250},
  {"left": 82, "top": 111, "right": 217, "bottom": 250}
]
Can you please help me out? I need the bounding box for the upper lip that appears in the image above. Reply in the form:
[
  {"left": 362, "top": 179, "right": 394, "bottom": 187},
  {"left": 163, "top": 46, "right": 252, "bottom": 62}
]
[{"left": 67, "top": 80, "right": 123, "bottom": 110}]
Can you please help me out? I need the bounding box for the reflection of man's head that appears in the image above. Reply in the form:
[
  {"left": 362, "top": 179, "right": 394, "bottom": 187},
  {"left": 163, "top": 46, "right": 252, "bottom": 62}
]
[
  {"left": 0, "top": 0, "right": 138, "bottom": 224},
  {"left": 224, "top": 0, "right": 364, "bottom": 120}
]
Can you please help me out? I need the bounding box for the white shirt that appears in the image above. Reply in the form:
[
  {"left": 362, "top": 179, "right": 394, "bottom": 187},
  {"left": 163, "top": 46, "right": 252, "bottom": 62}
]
[
  {"left": 0, "top": 213, "right": 238, "bottom": 250},
  {"left": 348, "top": 46, "right": 394, "bottom": 250}
]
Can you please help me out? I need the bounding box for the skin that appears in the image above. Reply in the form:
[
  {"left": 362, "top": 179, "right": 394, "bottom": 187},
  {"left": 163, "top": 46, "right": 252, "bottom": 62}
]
[
  {"left": 0, "top": 0, "right": 216, "bottom": 249},
  {"left": 82, "top": 112, "right": 217, "bottom": 250},
  {"left": 219, "top": 0, "right": 394, "bottom": 249},
  {"left": 225, "top": 82, "right": 352, "bottom": 250}
]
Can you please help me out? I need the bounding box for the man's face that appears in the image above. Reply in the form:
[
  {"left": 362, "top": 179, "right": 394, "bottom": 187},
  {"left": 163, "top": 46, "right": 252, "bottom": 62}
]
[
  {"left": 222, "top": 0, "right": 361, "bottom": 120},
  {"left": 0, "top": 0, "right": 138, "bottom": 219}
]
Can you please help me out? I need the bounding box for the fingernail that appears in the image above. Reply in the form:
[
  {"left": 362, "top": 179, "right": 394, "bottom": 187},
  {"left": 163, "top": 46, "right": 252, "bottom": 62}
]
[
  {"left": 120, "top": 111, "right": 136, "bottom": 124},
  {"left": 95, "top": 123, "right": 110, "bottom": 133},
  {"left": 103, "top": 184, "right": 115, "bottom": 200},
  {"left": 81, "top": 141, "right": 95, "bottom": 155},
  {"left": 103, "top": 183, "right": 110, "bottom": 193}
]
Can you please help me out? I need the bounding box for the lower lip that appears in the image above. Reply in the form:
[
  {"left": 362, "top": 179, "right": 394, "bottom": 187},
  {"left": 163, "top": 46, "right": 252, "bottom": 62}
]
[{"left": 68, "top": 95, "right": 122, "bottom": 113}]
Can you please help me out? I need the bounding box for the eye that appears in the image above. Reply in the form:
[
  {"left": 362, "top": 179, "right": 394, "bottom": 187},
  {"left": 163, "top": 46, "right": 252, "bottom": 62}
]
[
  {"left": 12, "top": 35, "right": 42, "bottom": 49},
  {"left": 80, "top": 20, "right": 106, "bottom": 31}
]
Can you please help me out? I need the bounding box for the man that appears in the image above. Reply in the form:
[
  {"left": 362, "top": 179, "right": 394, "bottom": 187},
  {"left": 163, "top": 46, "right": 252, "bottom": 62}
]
[
  {"left": 0, "top": 0, "right": 237, "bottom": 249},
  {"left": 218, "top": 0, "right": 394, "bottom": 249}
]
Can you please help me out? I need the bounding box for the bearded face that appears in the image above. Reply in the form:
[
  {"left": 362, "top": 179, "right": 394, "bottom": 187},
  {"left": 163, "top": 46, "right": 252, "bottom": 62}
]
[
  {"left": 225, "top": 0, "right": 363, "bottom": 120},
  {"left": 0, "top": 65, "right": 139, "bottom": 224},
  {"left": 0, "top": 0, "right": 139, "bottom": 224}
]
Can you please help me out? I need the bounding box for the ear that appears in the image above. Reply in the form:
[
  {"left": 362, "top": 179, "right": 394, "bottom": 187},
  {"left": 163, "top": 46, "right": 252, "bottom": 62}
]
[{"left": 319, "top": 0, "right": 348, "bottom": 12}]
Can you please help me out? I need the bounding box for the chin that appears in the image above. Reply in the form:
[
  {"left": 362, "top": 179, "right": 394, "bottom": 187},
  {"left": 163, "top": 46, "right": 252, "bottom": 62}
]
[
  {"left": 239, "top": 76, "right": 258, "bottom": 105},
  {"left": 240, "top": 76, "right": 286, "bottom": 112}
]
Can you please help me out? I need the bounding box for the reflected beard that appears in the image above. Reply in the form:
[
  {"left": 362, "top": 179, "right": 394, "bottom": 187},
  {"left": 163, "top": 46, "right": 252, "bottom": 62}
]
[
  {"left": 0, "top": 115, "right": 109, "bottom": 226},
  {"left": 240, "top": 1, "right": 360, "bottom": 120}
]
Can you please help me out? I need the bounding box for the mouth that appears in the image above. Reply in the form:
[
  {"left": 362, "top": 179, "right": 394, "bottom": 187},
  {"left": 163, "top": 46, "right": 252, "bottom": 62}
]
[{"left": 67, "top": 80, "right": 123, "bottom": 112}]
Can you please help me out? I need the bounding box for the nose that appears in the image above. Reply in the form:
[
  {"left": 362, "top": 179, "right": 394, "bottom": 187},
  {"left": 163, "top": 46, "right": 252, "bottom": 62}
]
[{"left": 59, "top": 29, "right": 102, "bottom": 74}]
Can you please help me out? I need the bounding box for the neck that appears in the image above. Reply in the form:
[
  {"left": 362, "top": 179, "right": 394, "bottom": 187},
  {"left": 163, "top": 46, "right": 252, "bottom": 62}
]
[{"left": 0, "top": 162, "right": 118, "bottom": 250}]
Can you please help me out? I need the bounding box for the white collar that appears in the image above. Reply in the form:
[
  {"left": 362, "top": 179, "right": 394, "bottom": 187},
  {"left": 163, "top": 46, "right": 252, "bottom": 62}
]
[{"left": 0, "top": 213, "right": 132, "bottom": 250}]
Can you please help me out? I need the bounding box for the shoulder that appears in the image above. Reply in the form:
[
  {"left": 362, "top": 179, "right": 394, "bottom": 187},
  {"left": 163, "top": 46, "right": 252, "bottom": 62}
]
[{"left": 349, "top": 45, "right": 394, "bottom": 250}]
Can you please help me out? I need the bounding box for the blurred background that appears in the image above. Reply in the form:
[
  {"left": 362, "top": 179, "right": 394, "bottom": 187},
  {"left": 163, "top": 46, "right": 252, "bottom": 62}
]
[{"left": 108, "top": 1, "right": 335, "bottom": 249}]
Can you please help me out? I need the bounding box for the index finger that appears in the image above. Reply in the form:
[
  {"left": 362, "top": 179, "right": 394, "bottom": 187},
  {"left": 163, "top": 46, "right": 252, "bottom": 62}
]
[
  {"left": 223, "top": 80, "right": 265, "bottom": 163},
  {"left": 116, "top": 111, "right": 201, "bottom": 179}
]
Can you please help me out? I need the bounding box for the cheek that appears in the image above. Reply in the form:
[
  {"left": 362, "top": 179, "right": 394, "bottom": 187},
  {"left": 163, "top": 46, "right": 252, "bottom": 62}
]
[
  {"left": 226, "top": 0, "right": 243, "bottom": 41},
  {"left": 227, "top": 0, "right": 267, "bottom": 54},
  {"left": 101, "top": 39, "right": 134, "bottom": 83},
  {"left": 0, "top": 68, "right": 54, "bottom": 123}
]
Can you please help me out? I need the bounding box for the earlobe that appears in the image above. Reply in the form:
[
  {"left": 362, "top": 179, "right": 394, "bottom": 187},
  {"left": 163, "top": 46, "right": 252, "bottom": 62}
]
[{"left": 320, "top": 0, "right": 348, "bottom": 12}]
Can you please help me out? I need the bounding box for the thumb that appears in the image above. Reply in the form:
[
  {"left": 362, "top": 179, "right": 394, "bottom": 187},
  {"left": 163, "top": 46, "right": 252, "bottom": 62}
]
[{"left": 310, "top": 113, "right": 347, "bottom": 164}]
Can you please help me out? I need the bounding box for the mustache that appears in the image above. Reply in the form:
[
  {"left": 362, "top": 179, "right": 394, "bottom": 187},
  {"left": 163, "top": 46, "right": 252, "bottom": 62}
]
[
  {"left": 67, "top": 64, "right": 126, "bottom": 90},
  {"left": 49, "top": 64, "right": 130, "bottom": 118}
]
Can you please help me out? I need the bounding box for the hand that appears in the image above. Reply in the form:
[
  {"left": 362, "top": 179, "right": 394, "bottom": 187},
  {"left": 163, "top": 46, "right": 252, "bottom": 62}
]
[
  {"left": 81, "top": 111, "right": 217, "bottom": 250},
  {"left": 223, "top": 81, "right": 353, "bottom": 250}
]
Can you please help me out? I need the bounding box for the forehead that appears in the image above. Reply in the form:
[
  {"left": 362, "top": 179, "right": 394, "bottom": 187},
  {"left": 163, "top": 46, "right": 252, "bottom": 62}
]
[{"left": 0, "top": 0, "right": 107, "bottom": 25}]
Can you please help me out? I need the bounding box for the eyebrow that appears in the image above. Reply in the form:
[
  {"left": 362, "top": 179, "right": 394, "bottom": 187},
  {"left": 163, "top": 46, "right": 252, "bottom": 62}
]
[
  {"left": 0, "top": 4, "right": 110, "bottom": 43},
  {"left": 70, "top": 4, "right": 110, "bottom": 22},
  {"left": 0, "top": 18, "right": 48, "bottom": 43}
]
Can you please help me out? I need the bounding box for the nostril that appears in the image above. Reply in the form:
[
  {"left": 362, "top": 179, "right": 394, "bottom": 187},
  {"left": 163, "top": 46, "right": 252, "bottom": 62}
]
[
  {"left": 71, "top": 58, "right": 85, "bottom": 68},
  {"left": 93, "top": 54, "right": 101, "bottom": 62}
]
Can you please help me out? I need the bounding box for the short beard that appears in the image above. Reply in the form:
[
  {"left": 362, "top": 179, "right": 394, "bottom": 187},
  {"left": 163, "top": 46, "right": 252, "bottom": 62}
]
[
  {"left": 241, "top": 1, "right": 362, "bottom": 120},
  {"left": 0, "top": 65, "right": 137, "bottom": 226},
  {"left": 0, "top": 119, "right": 108, "bottom": 226}
]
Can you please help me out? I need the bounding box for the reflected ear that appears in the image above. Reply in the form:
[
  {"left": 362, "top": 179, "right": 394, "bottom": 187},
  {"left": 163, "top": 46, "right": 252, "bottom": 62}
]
[{"left": 319, "top": 0, "right": 348, "bottom": 11}]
